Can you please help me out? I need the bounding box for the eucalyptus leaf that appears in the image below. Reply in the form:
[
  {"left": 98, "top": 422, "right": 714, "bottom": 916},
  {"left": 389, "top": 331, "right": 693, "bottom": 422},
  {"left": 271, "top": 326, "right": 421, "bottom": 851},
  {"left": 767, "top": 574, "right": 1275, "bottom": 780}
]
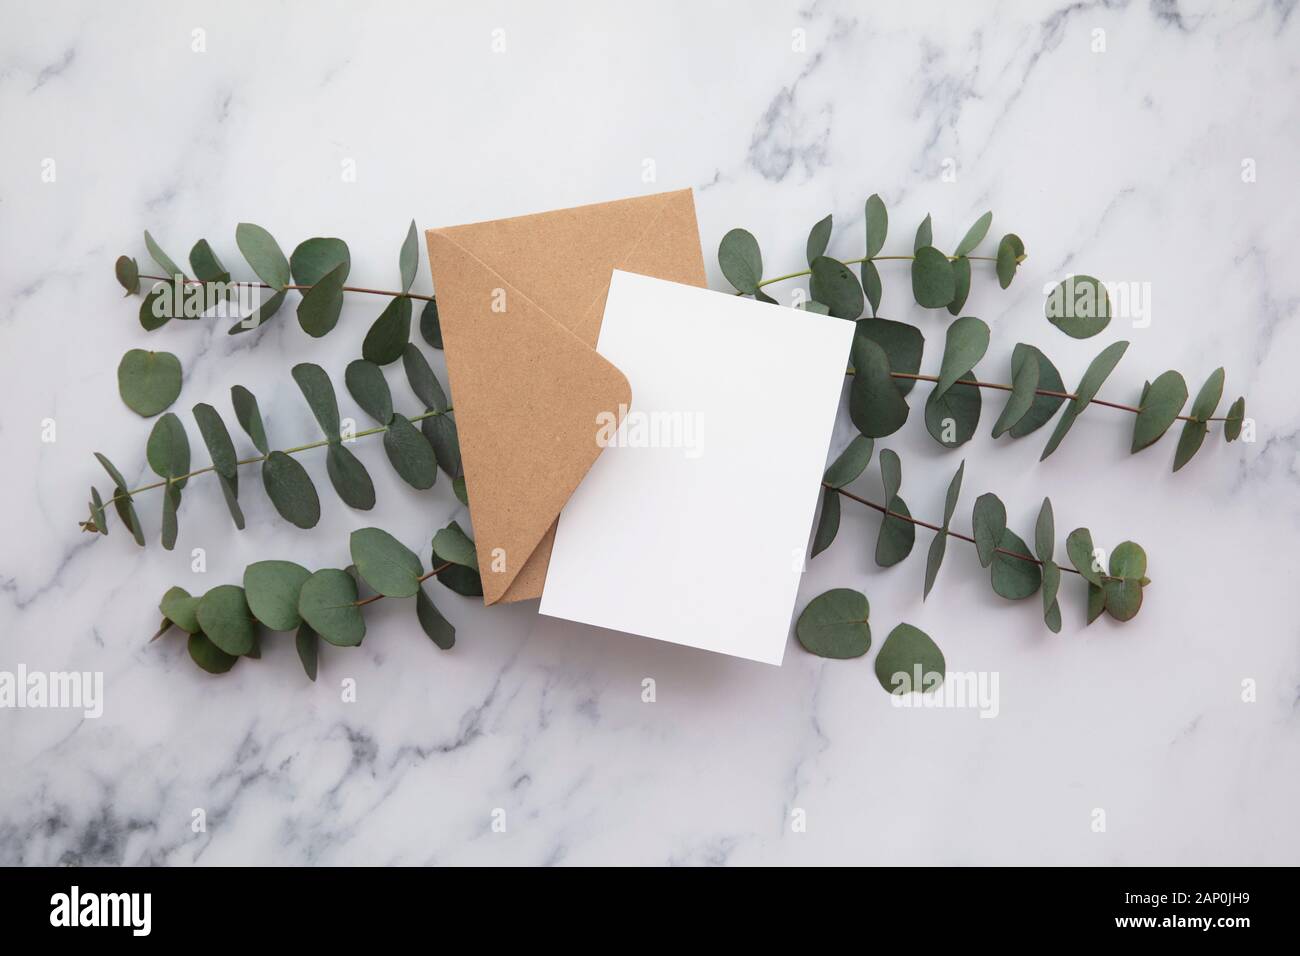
[
  {"left": 295, "top": 623, "right": 319, "bottom": 681},
  {"left": 1131, "top": 370, "right": 1188, "bottom": 452},
  {"left": 402, "top": 343, "right": 449, "bottom": 412},
  {"left": 861, "top": 259, "right": 882, "bottom": 316},
  {"left": 990, "top": 528, "right": 1041, "bottom": 600},
  {"left": 326, "top": 443, "right": 376, "bottom": 510},
  {"left": 942, "top": 460, "right": 964, "bottom": 528},
  {"left": 138, "top": 286, "right": 173, "bottom": 330},
  {"left": 1040, "top": 341, "right": 1129, "bottom": 461},
  {"left": 146, "top": 412, "right": 190, "bottom": 487},
  {"left": 1042, "top": 560, "right": 1062, "bottom": 633},
  {"left": 344, "top": 359, "right": 393, "bottom": 424},
  {"left": 189, "top": 239, "right": 229, "bottom": 284},
  {"left": 115, "top": 255, "right": 140, "bottom": 295},
  {"left": 419, "top": 298, "right": 442, "bottom": 349},
  {"left": 796, "top": 588, "right": 870, "bottom": 659},
  {"left": 432, "top": 520, "right": 477, "bottom": 569},
  {"left": 935, "top": 317, "right": 990, "bottom": 399},
  {"left": 416, "top": 585, "right": 456, "bottom": 650},
  {"left": 188, "top": 632, "right": 237, "bottom": 674},
  {"left": 874, "top": 623, "right": 945, "bottom": 695},
  {"left": 118, "top": 349, "right": 182, "bottom": 417},
  {"left": 88, "top": 487, "right": 108, "bottom": 536},
  {"left": 954, "top": 211, "right": 992, "bottom": 257},
  {"left": 864, "top": 194, "right": 887, "bottom": 258},
  {"left": 1034, "top": 497, "right": 1054, "bottom": 562},
  {"left": 290, "top": 237, "right": 350, "bottom": 286},
  {"left": 923, "top": 530, "right": 947, "bottom": 599},
  {"left": 1224, "top": 397, "right": 1246, "bottom": 442},
  {"left": 852, "top": 319, "right": 923, "bottom": 396},
  {"left": 809, "top": 256, "right": 863, "bottom": 319},
  {"left": 231, "top": 385, "right": 269, "bottom": 455},
  {"left": 1087, "top": 581, "right": 1105, "bottom": 624},
  {"left": 849, "top": 338, "right": 909, "bottom": 438},
  {"left": 924, "top": 376, "right": 981, "bottom": 448},
  {"left": 876, "top": 495, "right": 915, "bottom": 567},
  {"left": 452, "top": 475, "right": 469, "bottom": 506},
  {"left": 1173, "top": 367, "right": 1224, "bottom": 472},
  {"left": 972, "top": 493, "right": 1006, "bottom": 568},
  {"left": 718, "top": 228, "right": 763, "bottom": 294},
  {"left": 1007, "top": 344, "right": 1066, "bottom": 439},
  {"left": 1109, "top": 540, "right": 1147, "bottom": 580},
  {"left": 160, "top": 484, "right": 181, "bottom": 551},
  {"left": 351, "top": 527, "right": 423, "bottom": 598},
  {"left": 384, "top": 413, "right": 437, "bottom": 489},
  {"left": 436, "top": 564, "right": 484, "bottom": 598},
  {"left": 804, "top": 302, "right": 830, "bottom": 315},
  {"left": 215, "top": 472, "right": 244, "bottom": 531},
  {"left": 399, "top": 220, "right": 420, "bottom": 293},
  {"left": 1066, "top": 527, "right": 1104, "bottom": 587},
  {"left": 1103, "top": 577, "right": 1143, "bottom": 622},
  {"left": 160, "top": 586, "right": 201, "bottom": 633},
  {"left": 94, "top": 453, "right": 144, "bottom": 546},
  {"left": 422, "top": 413, "right": 462, "bottom": 479},
  {"left": 914, "top": 214, "right": 932, "bottom": 252},
  {"left": 144, "top": 230, "right": 184, "bottom": 279},
  {"left": 1046, "top": 275, "right": 1111, "bottom": 339},
  {"left": 823, "top": 435, "right": 874, "bottom": 488},
  {"left": 947, "top": 256, "right": 971, "bottom": 316},
  {"left": 236, "top": 222, "right": 290, "bottom": 290},
  {"left": 296, "top": 261, "right": 348, "bottom": 337},
  {"left": 911, "top": 246, "right": 954, "bottom": 308},
  {"left": 244, "top": 560, "right": 311, "bottom": 631},
  {"left": 227, "top": 289, "right": 286, "bottom": 335},
  {"left": 192, "top": 402, "right": 238, "bottom": 479},
  {"left": 292, "top": 362, "right": 341, "bottom": 438},
  {"left": 262, "top": 451, "right": 321, "bottom": 529},
  {"left": 811, "top": 487, "right": 840, "bottom": 558},
  {"left": 996, "top": 233, "right": 1024, "bottom": 289},
  {"left": 806, "top": 214, "right": 832, "bottom": 265},
  {"left": 363, "top": 296, "right": 413, "bottom": 365},
  {"left": 298, "top": 568, "right": 365, "bottom": 647},
  {"left": 991, "top": 348, "right": 1040, "bottom": 438},
  {"left": 196, "top": 584, "right": 257, "bottom": 656},
  {"left": 879, "top": 448, "right": 902, "bottom": 501}
]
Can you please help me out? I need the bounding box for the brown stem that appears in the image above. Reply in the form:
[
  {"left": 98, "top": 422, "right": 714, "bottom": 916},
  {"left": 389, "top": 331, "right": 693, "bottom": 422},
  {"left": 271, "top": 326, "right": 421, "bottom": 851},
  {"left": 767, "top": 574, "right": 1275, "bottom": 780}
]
[
  {"left": 138, "top": 274, "right": 434, "bottom": 303},
  {"left": 354, "top": 562, "right": 453, "bottom": 607}
]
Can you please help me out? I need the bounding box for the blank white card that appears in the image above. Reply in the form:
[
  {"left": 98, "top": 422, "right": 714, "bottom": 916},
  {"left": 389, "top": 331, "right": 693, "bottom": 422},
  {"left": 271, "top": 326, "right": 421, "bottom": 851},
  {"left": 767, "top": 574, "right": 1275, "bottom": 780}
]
[{"left": 540, "top": 271, "right": 854, "bottom": 665}]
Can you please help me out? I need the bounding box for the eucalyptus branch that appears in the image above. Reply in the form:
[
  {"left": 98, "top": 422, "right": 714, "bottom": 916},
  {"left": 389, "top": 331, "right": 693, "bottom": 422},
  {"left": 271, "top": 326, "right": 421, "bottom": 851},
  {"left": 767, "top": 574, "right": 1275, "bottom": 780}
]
[{"left": 135, "top": 273, "right": 435, "bottom": 303}]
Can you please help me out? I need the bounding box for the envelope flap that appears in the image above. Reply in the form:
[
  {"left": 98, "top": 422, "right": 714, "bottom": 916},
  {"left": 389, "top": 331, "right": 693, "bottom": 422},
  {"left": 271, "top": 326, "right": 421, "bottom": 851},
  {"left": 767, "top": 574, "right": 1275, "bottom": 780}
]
[{"left": 426, "top": 229, "right": 631, "bottom": 605}]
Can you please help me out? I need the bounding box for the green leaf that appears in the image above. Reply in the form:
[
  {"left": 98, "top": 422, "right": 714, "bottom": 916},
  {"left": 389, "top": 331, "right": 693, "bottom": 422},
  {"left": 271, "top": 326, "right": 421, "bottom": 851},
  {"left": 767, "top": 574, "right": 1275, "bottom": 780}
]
[
  {"left": 804, "top": 301, "right": 830, "bottom": 315},
  {"left": 923, "top": 530, "right": 947, "bottom": 600},
  {"left": 138, "top": 286, "right": 172, "bottom": 331},
  {"left": 1041, "top": 341, "right": 1130, "bottom": 461},
  {"left": 1087, "top": 582, "right": 1106, "bottom": 625},
  {"left": 227, "top": 289, "right": 287, "bottom": 335},
  {"left": 1066, "top": 527, "right": 1104, "bottom": 587},
  {"left": 262, "top": 451, "right": 320, "bottom": 529},
  {"left": 115, "top": 255, "right": 140, "bottom": 295},
  {"left": 861, "top": 260, "right": 882, "bottom": 316},
  {"left": 244, "top": 560, "right": 311, "bottom": 631},
  {"left": 235, "top": 222, "right": 290, "bottom": 290},
  {"left": 1103, "top": 578, "right": 1143, "bottom": 621},
  {"left": 344, "top": 359, "right": 393, "bottom": 424},
  {"left": 416, "top": 585, "right": 456, "bottom": 649},
  {"left": 991, "top": 347, "right": 1041, "bottom": 438},
  {"left": 942, "top": 460, "right": 964, "bottom": 528},
  {"left": 796, "top": 588, "right": 870, "bottom": 659},
  {"left": 160, "top": 484, "right": 181, "bottom": 551},
  {"left": 914, "top": 214, "right": 932, "bottom": 252},
  {"left": 1131, "top": 370, "right": 1188, "bottom": 452},
  {"left": 419, "top": 297, "right": 442, "bottom": 349},
  {"left": 935, "top": 316, "right": 990, "bottom": 399},
  {"left": 292, "top": 363, "right": 341, "bottom": 439},
  {"left": 911, "top": 246, "right": 955, "bottom": 308},
  {"left": 718, "top": 228, "right": 763, "bottom": 294},
  {"left": 384, "top": 413, "right": 437, "bottom": 489},
  {"left": 402, "top": 343, "right": 449, "bottom": 412},
  {"left": 924, "top": 376, "right": 981, "bottom": 447},
  {"left": 144, "top": 230, "right": 184, "bottom": 279},
  {"left": 811, "top": 487, "right": 840, "bottom": 558},
  {"left": 118, "top": 349, "right": 182, "bottom": 417},
  {"left": 954, "top": 211, "right": 992, "bottom": 257},
  {"left": 399, "top": 220, "right": 420, "bottom": 293},
  {"left": 363, "top": 296, "right": 413, "bottom": 365},
  {"left": 231, "top": 385, "right": 269, "bottom": 455},
  {"left": 1109, "top": 540, "right": 1147, "bottom": 580},
  {"left": 422, "top": 413, "right": 462, "bottom": 479},
  {"left": 1046, "top": 275, "right": 1111, "bottom": 339},
  {"left": 453, "top": 475, "right": 469, "bottom": 505},
  {"left": 1173, "top": 367, "right": 1224, "bottom": 472},
  {"left": 1224, "top": 397, "right": 1246, "bottom": 442},
  {"left": 189, "top": 239, "right": 230, "bottom": 284},
  {"left": 879, "top": 447, "right": 902, "bottom": 500},
  {"left": 192, "top": 403, "right": 238, "bottom": 479},
  {"left": 947, "top": 257, "right": 971, "bottom": 316},
  {"left": 876, "top": 495, "right": 915, "bottom": 567},
  {"left": 432, "top": 520, "right": 477, "bottom": 568},
  {"left": 296, "top": 261, "right": 348, "bottom": 337},
  {"left": 972, "top": 493, "right": 1006, "bottom": 568},
  {"left": 990, "top": 528, "right": 1041, "bottom": 600},
  {"left": 1034, "top": 497, "right": 1055, "bottom": 562},
  {"left": 298, "top": 568, "right": 365, "bottom": 647},
  {"left": 290, "top": 237, "right": 350, "bottom": 286},
  {"left": 215, "top": 472, "right": 244, "bottom": 531},
  {"left": 864, "top": 195, "right": 888, "bottom": 257},
  {"left": 875, "top": 623, "right": 945, "bottom": 695},
  {"left": 1007, "top": 344, "right": 1066, "bottom": 438},
  {"left": 436, "top": 564, "right": 484, "bottom": 598},
  {"left": 995, "top": 234, "right": 1024, "bottom": 289},
  {"left": 146, "top": 413, "right": 190, "bottom": 487},
  {"left": 823, "top": 435, "right": 874, "bottom": 488},
  {"left": 351, "top": 527, "right": 423, "bottom": 598},
  {"left": 196, "top": 584, "right": 257, "bottom": 656},
  {"left": 326, "top": 443, "right": 376, "bottom": 510},
  {"left": 809, "top": 256, "right": 863, "bottom": 319},
  {"left": 806, "top": 214, "right": 832, "bottom": 265},
  {"left": 852, "top": 319, "right": 923, "bottom": 396},
  {"left": 160, "top": 586, "right": 200, "bottom": 633},
  {"left": 188, "top": 632, "right": 237, "bottom": 674},
  {"left": 1042, "top": 560, "right": 1062, "bottom": 633},
  {"left": 849, "top": 338, "right": 909, "bottom": 438},
  {"left": 88, "top": 487, "right": 108, "bottom": 536},
  {"left": 295, "top": 623, "right": 319, "bottom": 681},
  {"left": 94, "top": 453, "right": 144, "bottom": 546}
]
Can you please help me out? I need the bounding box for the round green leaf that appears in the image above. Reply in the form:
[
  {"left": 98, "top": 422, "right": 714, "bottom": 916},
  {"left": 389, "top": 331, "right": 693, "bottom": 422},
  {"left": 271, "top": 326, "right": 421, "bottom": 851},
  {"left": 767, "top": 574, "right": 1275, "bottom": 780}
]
[
  {"left": 1007, "top": 344, "right": 1066, "bottom": 439},
  {"left": 852, "top": 319, "right": 923, "bottom": 396},
  {"left": 146, "top": 412, "right": 190, "bottom": 486},
  {"left": 806, "top": 214, "right": 832, "bottom": 265},
  {"left": 115, "top": 255, "right": 140, "bottom": 295},
  {"left": 1103, "top": 578, "right": 1144, "bottom": 622},
  {"left": 911, "top": 246, "right": 954, "bottom": 308},
  {"left": 972, "top": 493, "right": 1006, "bottom": 568},
  {"left": 326, "top": 443, "right": 376, "bottom": 510},
  {"left": 990, "top": 528, "right": 1041, "bottom": 600},
  {"left": 925, "top": 376, "right": 982, "bottom": 448},
  {"left": 290, "top": 237, "right": 350, "bottom": 286},
  {"left": 188, "top": 632, "right": 237, "bottom": 674},
  {"left": 189, "top": 239, "right": 229, "bottom": 284},
  {"left": 160, "top": 586, "right": 200, "bottom": 633},
  {"left": 849, "top": 338, "right": 910, "bottom": 438},
  {"left": 195, "top": 584, "right": 257, "bottom": 656},
  {"left": 1224, "top": 396, "right": 1246, "bottom": 442},
  {"left": 795, "top": 588, "right": 870, "bottom": 659},
  {"left": 823, "top": 435, "right": 874, "bottom": 488},
  {"left": 996, "top": 234, "right": 1024, "bottom": 289},
  {"left": 875, "top": 495, "right": 915, "bottom": 567},
  {"left": 1109, "top": 541, "right": 1147, "bottom": 580},
  {"left": 262, "top": 451, "right": 321, "bottom": 529},
  {"left": 811, "top": 486, "right": 840, "bottom": 558},
  {"left": 416, "top": 585, "right": 456, "bottom": 649},
  {"left": 296, "top": 260, "right": 348, "bottom": 337},
  {"left": 345, "top": 359, "right": 393, "bottom": 424},
  {"left": 351, "top": 527, "right": 423, "bottom": 598},
  {"left": 292, "top": 362, "right": 341, "bottom": 438},
  {"left": 935, "top": 317, "right": 990, "bottom": 399},
  {"left": 298, "top": 568, "right": 365, "bottom": 647},
  {"left": 118, "top": 349, "right": 182, "bottom": 417},
  {"left": 1046, "top": 275, "right": 1111, "bottom": 339},
  {"left": 874, "top": 623, "right": 945, "bottom": 695},
  {"left": 432, "top": 521, "right": 477, "bottom": 568},
  {"left": 362, "top": 296, "right": 413, "bottom": 365},
  {"left": 1066, "top": 527, "right": 1104, "bottom": 587},
  {"left": 864, "top": 195, "right": 888, "bottom": 258},
  {"left": 809, "top": 256, "right": 863, "bottom": 320},
  {"left": 1131, "top": 369, "right": 1188, "bottom": 452},
  {"left": 718, "top": 228, "right": 763, "bottom": 294},
  {"left": 384, "top": 414, "right": 437, "bottom": 489},
  {"left": 236, "top": 222, "right": 290, "bottom": 290},
  {"left": 419, "top": 297, "right": 442, "bottom": 349},
  {"left": 244, "top": 560, "right": 311, "bottom": 631}
]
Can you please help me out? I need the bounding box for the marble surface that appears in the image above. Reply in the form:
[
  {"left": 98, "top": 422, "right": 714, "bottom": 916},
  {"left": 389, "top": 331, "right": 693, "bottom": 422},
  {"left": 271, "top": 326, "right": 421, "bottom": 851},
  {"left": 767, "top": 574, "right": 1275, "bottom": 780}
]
[{"left": 2, "top": 0, "right": 1298, "bottom": 866}]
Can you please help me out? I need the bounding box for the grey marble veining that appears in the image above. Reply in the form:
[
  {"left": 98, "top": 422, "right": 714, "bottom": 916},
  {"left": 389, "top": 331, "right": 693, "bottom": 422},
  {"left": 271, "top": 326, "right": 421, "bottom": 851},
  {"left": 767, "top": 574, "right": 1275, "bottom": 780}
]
[{"left": 1, "top": 0, "right": 1297, "bottom": 865}]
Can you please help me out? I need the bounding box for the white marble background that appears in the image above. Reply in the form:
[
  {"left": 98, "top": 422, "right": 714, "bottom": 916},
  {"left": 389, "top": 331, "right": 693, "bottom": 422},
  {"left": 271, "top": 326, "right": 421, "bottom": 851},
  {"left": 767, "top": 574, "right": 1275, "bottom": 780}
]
[{"left": 1, "top": 0, "right": 1297, "bottom": 866}]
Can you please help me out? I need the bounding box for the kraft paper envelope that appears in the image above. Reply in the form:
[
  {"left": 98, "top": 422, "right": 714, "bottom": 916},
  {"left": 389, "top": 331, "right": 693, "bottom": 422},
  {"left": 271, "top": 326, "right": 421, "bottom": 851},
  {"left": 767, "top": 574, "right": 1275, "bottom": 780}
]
[{"left": 425, "top": 190, "right": 707, "bottom": 605}]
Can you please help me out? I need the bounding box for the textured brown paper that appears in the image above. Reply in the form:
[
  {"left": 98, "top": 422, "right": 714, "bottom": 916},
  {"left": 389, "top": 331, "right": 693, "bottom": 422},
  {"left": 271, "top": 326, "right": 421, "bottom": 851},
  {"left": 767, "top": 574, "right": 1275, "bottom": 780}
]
[{"left": 425, "top": 189, "right": 707, "bottom": 605}]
